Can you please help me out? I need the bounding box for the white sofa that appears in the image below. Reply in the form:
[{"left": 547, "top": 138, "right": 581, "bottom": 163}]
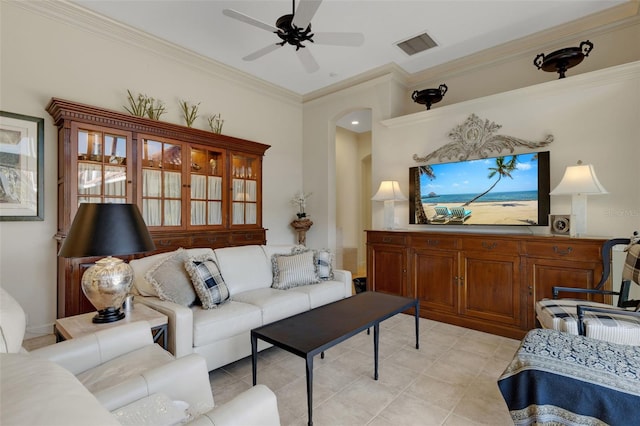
[
  {"left": 130, "top": 244, "right": 353, "bottom": 371},
  {"left": 0, "top": 286, "right": 281, "bottom": 426}
]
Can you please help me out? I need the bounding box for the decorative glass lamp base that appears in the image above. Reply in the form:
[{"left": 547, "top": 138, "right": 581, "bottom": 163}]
[{"left": 93, "top": 306, "right": 126, "bottom": 323}]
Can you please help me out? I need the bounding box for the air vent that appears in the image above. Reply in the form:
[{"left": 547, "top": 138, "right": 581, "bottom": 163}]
[{"left": 396, "top": 32, "right": 438, "bottom": 56}]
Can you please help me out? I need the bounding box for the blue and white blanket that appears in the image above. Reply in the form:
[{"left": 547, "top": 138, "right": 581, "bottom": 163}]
[{"left": 498, "top": 328, "right": 640, "bottom": 426}]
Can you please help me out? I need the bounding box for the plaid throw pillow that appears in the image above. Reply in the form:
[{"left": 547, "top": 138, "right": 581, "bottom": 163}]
[
  {"left": 184, "top": 256, "right": 230, "bottom": 309},
  {"left": 314, "top": 249, "right": 334, "bottom": 280},
  {"left": 623, "top": 243, "right": 640, "bottom": 287}
]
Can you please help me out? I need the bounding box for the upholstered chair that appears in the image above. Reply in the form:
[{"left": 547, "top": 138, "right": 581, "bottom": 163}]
[
  {"left": 536, "top": 236, "right": 640, "bottom": 345},
  {"left": 0, "top": 287, "right": 281, "bottom": 425}
]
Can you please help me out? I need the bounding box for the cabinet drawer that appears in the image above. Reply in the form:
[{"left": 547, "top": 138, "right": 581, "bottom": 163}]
[
  {"left": 461, "top": 238, "right": 519, "bottom": 254},
  {"left": 192, "top": 232, "right": 231, "bottom": 248},
  {"left": 412, "top": 235, "right": 458, "bottom": 250},
  {"left": 152, "top": 236, "right": 192, "bottom": 252},
  {"left": 230, "top": 231, "right": 266, "bottom": 245},
  {"left": 367, "top": 232, "right": 407, "bottom": 245},
  {"left": 524, "top": 241, "right": 601, "bottom": 261}
]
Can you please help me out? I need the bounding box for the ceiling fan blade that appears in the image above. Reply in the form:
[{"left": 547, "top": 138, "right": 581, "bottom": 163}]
[
  {"left": 223, "top": 9, "right": 278, "bottom": 33},
  {"left": 296, "top": 48, "right": 320, "bottom": 73},
  {"left": 243, "top": 44, "right": 281, "bottom": 61},
  {"left": 313, "top": 32, "right": 365, "bottom": 47},
  {"left": 292, "top": 0, "right": 322, "bottom": 29}
]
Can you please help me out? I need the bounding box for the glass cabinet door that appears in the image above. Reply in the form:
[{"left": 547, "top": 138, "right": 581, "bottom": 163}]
[
  {"left": 141, "top": 138, "right": 185, "bottom": 228},
  {"left": 231, "top": 153, "right": 259, "bottom": 226},
  {"left": 74, "top": 123, "right": 132, "bottom": 206},
  {"left": 189, "top": 147, "right": 225, "bottom": 227}
]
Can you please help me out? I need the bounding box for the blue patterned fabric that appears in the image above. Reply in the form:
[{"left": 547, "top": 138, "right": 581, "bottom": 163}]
[
  {"left": 498, "top": 328, "right": 640, "bottom": 425},
  {"left": 184, "top": 257, "right": 230, "bottom": 309}
]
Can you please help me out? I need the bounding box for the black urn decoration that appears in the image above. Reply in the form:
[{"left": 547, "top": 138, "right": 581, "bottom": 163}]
[
  {"left": 534, "top": 40, "right": 593, "bottom": 79},
  {"left": 412, "top": 84, "right": 448, "bottom": 110}
]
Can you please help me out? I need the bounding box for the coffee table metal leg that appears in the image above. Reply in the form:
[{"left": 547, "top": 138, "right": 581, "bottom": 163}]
[
  {"left": 373, "top": 322, "right": 380, "bottom": 380},
  {"left": 306, "top": 355, "right": 314, "bottom": 426},
  {"left": 415, "top": 301, "right": 420, "bottom": 349},
  {"left": 251, "top": 333, "right": 258, "bottom": 386}
]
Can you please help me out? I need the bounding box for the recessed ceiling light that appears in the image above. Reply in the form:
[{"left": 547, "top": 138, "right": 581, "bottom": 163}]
[{"left": 351, "top": 121, "right": 359, "bottom": 125}]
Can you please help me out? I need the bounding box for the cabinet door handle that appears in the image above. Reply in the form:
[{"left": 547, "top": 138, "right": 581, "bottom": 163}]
[
  {"left": 553, "top": 246, "right": 573, "bottom": 256},
  {"left": 382, "top": 237, "right": 392, "bottom": 243},
  {"left": 482, "top": 241, "right": 497, "bottom": 250}
]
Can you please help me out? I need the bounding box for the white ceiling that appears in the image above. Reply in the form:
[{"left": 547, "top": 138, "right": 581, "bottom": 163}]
[{"left": 73, "top": 0, "right": 630, "bottom": 98}]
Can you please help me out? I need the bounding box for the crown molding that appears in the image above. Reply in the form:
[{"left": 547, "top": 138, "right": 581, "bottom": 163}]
[
  {"left": 13, "top": 0, "right": 302, "bottom": 106},
  {"left": 406, "top": 2, "right": 640, "bottom": 87}
]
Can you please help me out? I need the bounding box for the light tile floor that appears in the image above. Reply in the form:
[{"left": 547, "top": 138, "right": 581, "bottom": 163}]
[{"left": 209, "top": 314, "right": 520, "bottom": 426}]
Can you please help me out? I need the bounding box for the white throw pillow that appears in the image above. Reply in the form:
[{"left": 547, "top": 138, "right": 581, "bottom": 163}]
[
  {"left": 271, "top": 250, "right": 319, "bottom": 290},
  {"left": 145, "top": 248, "right": 197, "bottom": 306}
]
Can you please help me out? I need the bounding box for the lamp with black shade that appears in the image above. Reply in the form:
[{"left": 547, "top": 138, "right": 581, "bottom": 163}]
[{"left": 58, "top": 203, "right": 156, "bottom": 323}]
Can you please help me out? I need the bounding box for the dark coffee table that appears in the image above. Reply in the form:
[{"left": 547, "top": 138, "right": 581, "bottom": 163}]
[{"left": 251, "top": 291, "right": 419, "bottom": 426}]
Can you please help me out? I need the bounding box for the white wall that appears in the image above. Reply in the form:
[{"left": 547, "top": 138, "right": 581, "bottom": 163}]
[
  {"left": 302, "top": 74, "right": 407, "bottom": 251},
  {"left": 379, "top": 62, "right": 640, "bottom": 238},
  {"left": 0, "top": 2, "right": 303, "bottom": 336}
]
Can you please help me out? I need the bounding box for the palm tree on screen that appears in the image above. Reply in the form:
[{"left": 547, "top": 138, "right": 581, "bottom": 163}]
[
  {"left": 463, "top": 156, "right": 518, "bottom": 206},
  {"left": 414, "top": 165, "right": 435, "bottom": 223}
]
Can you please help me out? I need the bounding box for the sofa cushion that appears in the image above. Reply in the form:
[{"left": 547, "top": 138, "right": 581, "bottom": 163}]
[
  {"left": 261, "top": 245, "right": 297, "bottom": 259},
  {"left": 76, "top": 344, "right": 175, "bottom": 393},
  {"left": 130, "top": 248, "right": 215, "bottom": 297},
  {"left": 233, "top": 288, "right": 310, "bottom": 324},
  {"left": 213, "top": 246, "right": 272, "bottom": 296},
  {"left": 271, "top": 250, "right": 319, "bottom": 290},
  {"left": 192, "top": 301, "right": 262, "bottom": 347},
  {"left": 145, "top": 248, "right": 197, "bottom": 306},
  {"left": 185, "top": 256, "right": 230, "bottom": 309},
  {"left": 289, "top": 280, "right": 346, "bottom": 309}
]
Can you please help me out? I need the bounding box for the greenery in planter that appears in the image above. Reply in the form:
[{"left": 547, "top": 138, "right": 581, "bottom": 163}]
[
  {"left": 124, "top": 90, "right": 166, "bottom": 120},
  {"left": 207, "top": 113, "right": 224, "bottom": 134},
  {"left": 180, "top": 100, "right": 200, "bottom": 127}
]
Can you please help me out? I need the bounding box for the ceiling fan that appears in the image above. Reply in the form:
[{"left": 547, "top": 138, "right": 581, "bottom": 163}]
[{"left": 223, "top": 0, "right": 365, "bottom": 73}]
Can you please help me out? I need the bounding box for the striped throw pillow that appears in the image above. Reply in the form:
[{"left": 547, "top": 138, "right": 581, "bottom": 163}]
[
  {"left": 272, "top": 250, "right": 319, "bottom": 290},
  {"left": 184, "top": 256, "right": 230, "bottom": 309}
]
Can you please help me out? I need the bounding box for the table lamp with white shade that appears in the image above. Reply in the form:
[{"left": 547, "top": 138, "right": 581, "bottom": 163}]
[
  {"left": 58, "top": 203, "right": 156, "bottom": 323},
  {"left": 550, "top": 161, "right": 608, "bottom": 237},
  {"left": 372, "top": 180, "right": 407, "bottom": 230}
]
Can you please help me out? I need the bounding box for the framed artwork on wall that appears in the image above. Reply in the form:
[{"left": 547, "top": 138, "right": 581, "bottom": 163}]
[{"left": 0, "top": 111, "right": 44, "bottom": 221}]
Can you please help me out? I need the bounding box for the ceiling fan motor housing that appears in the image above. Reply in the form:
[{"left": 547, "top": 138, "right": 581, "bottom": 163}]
[{"left": 275, "top": 14, "right": 314, "bottom": 49}]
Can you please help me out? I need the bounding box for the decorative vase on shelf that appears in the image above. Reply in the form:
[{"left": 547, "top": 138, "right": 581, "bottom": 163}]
[{"left": 291, "top": 218, "right": 313, "bottom": 246}]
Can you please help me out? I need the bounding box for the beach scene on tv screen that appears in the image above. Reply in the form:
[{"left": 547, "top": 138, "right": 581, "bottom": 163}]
[{"left": 412, "top": 152, "right": 543, "bottom": 225}]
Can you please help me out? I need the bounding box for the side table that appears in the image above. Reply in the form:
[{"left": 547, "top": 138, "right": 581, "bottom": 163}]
[{"left": 55, "top": 303, "right": 169, "bottom": 350}]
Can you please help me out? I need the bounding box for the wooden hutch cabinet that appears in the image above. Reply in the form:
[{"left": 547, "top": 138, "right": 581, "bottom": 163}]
[
  {"left": 367, "top": 230, "right": 606, "bottom": 339},
  {"left": 47, "top": 98, "right": 270, "bottom": 318}
]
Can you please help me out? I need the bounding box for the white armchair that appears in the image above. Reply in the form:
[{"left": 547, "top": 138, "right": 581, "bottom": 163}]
[{"left": 0, "top": 287, "right": 281, "bottom": 426}]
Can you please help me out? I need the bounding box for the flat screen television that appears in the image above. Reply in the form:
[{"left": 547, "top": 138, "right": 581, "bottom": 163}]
[{"left": 409, "top": 151, "right": 550, "bottom": 226}]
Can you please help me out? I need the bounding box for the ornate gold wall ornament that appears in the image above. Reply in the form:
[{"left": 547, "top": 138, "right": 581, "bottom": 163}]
[{"left": 413, "top": 113, "right": 553, "bottom": 163}]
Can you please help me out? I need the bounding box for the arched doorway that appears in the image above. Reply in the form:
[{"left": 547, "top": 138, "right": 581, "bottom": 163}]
[{"left": 335, "top": 109, "right": 372, "bottom": 277}]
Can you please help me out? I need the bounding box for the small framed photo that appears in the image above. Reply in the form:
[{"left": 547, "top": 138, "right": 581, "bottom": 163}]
[{"left": 0, "top": 111, "right": 44, "bottom": 221}]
